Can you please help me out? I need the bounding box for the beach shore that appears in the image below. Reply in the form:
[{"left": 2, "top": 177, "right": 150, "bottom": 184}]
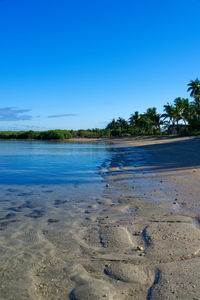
[
  {"left": 1, "top": 136, "right": 200, "bottom": 299},
  {"left": 63, "top": 136, "right": 200, "bottom": 300}
]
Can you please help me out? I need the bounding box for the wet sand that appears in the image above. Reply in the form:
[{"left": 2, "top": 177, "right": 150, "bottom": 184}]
[{"left": 1, "top": 136, "right": 200, "bottom": 299}]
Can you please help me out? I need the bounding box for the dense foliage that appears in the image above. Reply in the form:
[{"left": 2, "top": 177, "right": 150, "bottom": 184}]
[
  {"left": 1, "top": 79, "right": 200, "bottom": 140},
  {"left": 0, "top": 130, "right": 73, "bottom": 140},
  {"left": 105, "top": 78, "right": 200, "bottom": 137}
]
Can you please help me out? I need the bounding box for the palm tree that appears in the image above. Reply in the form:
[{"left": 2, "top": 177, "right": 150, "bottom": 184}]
[
  {"left": 138, "top": 114, "right": 153, "bottom": 135},
  {"left": 106, "top": 119, "right": 118, "bottom": 130},
  {"left": 129, "top": 111, "right": 140, "bottom": 127},
  {"left": 116, "top": 117, "right": 128, "bottom": 131},
  {"left": 163, "top": 104, "right": 177, "bottom": 134},
  {"left": 173, "top": 97, "right": 185, "bottom": 126},
  {"left": 129, "top": 111, "right": 144, "bottom": 135},
  {"left": 187, "top": 79, "right": 200, "bottom": 108},
  {"left": 145, "top": 107, "right": 163, "bottom": 133},
  {"left": 174, "top": 98, "right": 192, "bottom": 125}
]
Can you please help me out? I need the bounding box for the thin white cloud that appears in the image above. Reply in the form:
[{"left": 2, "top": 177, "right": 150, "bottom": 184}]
[
  {"left": 1, "top": 125, "right": 47, "bottom": 131},
  {"left": 0, "top": 107, "right": 32, "bottom": 121},
  {"left": 48, "top": 114, "right": 77, "bottom": 118}
]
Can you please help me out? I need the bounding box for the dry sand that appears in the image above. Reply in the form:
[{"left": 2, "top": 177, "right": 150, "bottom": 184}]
[{"left": 1, "top": 136, "right": 200, "bottom": 299}]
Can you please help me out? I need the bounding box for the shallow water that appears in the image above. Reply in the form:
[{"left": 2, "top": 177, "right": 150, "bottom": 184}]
[
  {"left": 0, "top": 140, "right": 115, "bottom": 185},
  {"left": 0, "top": 140, "right": 149, "bottom": 299},
  {"left": 0, "top": 141, "right": 115, "bottom": 226},
  {"left": 0, "top": 141, "right": 115, "bottom": 298}
]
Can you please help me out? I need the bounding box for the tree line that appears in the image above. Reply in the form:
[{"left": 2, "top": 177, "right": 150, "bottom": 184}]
[
  {"left": 106, "top": 78, "right": 200, "bottom": 137},
  {"left": 0, "top": 79, "right": 200, "bottom": 140}
]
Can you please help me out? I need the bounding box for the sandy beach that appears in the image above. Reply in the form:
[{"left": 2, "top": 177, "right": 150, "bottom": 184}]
[
  {"left": 66, "top": 136, "right": 200, "bottom": 300},
  {"left": 1, "top": 136, "right": 200, "bottom": 300},
  {"left": 2, "top": 0, "right": 200, "bottom": 298}
]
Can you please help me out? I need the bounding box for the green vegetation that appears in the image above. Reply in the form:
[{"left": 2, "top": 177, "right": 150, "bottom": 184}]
[
  {"left": 105, "top": 78, "right": 200, "bottom": 137},
  {"left": 0, "top": 130, "right": 73, "bottom": 140},
  {"left": 1, "top": 79, "right": 200, "bottom": 140}
]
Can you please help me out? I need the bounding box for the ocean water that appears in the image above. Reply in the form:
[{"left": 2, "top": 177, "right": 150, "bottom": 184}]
[
  {"left": 0, "top": 141, "right": 117, "bottom": 296},
  {"left": 0, "top": 140, "right": 115, "bottom": 221},
  {"left": 0, "top": 140, "right": 114, "bottom": 185},
  {"left": 0, "top": 140, "right": 149, "bottom": 299},
  {"left": 0, "top": 140, "right": 149, "bottom": 232}
]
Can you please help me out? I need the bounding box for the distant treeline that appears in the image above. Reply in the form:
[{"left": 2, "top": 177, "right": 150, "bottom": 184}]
[
  {"left": 0, "top": 130, "right": 73, "bottom": 140},
  {"left": 0, "top": 129, "right": 109, "bottom": 140},
  {"left": 1, "top": 79, "right": 200, "bottom": 140}
]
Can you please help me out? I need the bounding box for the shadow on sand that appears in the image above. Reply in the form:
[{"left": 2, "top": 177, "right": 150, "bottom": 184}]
[{"left": 107, "top": 136, "right": 200, "bottom": 174}]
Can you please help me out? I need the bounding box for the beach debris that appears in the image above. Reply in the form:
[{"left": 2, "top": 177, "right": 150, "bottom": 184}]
[
  {"left": 88, "top": 204, "right": 96, "bottom": 209},
  {"left": 137, "top": 246, "right": 144, "bottom": 251},
  {"left": 48, "top": 218, "right": 59, "bottom": 223},
  {"left": 173, "top": 198, "right": 178, "bottom": 204},
  {"left": 86, "top": 216, "right": 97, "bottom": 221},
  {"left": 134, "top": 231, "right": 141, "bottom": 236}
]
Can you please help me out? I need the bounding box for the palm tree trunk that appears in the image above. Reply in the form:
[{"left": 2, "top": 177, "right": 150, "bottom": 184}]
[{"left": 172, "top": 120, "right": 176, "bottom": 134}]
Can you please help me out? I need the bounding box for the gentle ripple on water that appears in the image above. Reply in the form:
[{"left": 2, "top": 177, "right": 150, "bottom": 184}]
[
  {"left": 0, "top": 140, "right": 148, "bottom": 299},
  {"left": 0, "top": 141, "right": 115, "bottom": 225}
]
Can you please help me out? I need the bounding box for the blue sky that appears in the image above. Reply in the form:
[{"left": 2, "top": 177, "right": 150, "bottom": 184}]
[{"left": 0, "top": 0, "right": 200, "bottom": 130}]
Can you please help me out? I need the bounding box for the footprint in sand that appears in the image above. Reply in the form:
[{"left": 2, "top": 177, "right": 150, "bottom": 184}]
[
  {"left": 70, "top": 281, "right": 115, "bottom": 300},
  {"left": 104, "top": 263, "right": 154, "bottom": 285},
  {"left": 69, "top": 264, "right": 116, "bottom": 300},
  {"left": 99, "top": 226, "right": 134, "bottom": 249}
]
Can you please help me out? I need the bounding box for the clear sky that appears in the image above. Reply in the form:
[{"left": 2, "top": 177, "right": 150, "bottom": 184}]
[{"left": 0, "top": 0, "right": 200, "bottom": 130}]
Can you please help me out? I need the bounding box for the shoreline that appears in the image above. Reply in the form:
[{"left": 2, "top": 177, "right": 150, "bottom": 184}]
[
  {"left": 0, "top": 137, "right": 200, "bottom": 299},
  {"left": 0, "top": 134, "right": 199, "bottom": 143},
  {"left": 101, "top": 136, "right": 200, "bottom": 299},
  {"left": 64, "top": 136, "right": 200, "bottom": 299},
  {"left": 33, "top": 136, "right": 200, "bottom": 299}
]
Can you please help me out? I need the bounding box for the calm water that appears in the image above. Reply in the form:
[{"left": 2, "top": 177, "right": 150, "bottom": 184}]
[
  {"left": 0, "top": 141, "right": 116, "bottom": 298},
  {"left": 0, "top": 140, "right": 114, "bottom": 185},
  {"left": 0, "top": 140, "right": 148, "bottom": 225},
  {"left": 0, "top": 140, "right": 148, "bottom": 299},
  {"left": 0, "top": 140, "right": 116, "bottom": 228},
  {"left": 0, "top": 137, "right": 143, "bottom": 226}
]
